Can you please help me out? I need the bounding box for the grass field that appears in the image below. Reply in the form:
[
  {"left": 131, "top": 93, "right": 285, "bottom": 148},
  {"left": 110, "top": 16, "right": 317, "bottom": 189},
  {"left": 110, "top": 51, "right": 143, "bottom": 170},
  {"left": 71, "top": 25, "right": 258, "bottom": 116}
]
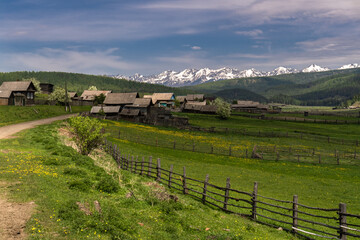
[
  {"left": 0, "top": 121, "right": 294, "bottom": 239},
  {"left": 103, "top": 113, "right": 360, "bottom": 239},
  {"left": 0, "top": 105, "right": 91, "bottom": 127}
]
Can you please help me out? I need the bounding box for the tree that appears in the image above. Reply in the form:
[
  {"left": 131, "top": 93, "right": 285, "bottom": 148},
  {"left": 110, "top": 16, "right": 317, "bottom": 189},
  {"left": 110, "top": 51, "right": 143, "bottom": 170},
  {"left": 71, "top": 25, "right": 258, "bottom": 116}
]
[
  {"left": 88, "top": 86, "right": 98, "bottom": 91},
  {"left": 214, "top": 98, "right": 231, "bottom": 119},
  {"left": 48, "top": 86, "right": 72, "bottom": 104},
  {"left": 94, "top": 93, "right": 106, "bottom": 105},
  {"left": 67, "top": 116, "right": 107, "bottom": 155}
]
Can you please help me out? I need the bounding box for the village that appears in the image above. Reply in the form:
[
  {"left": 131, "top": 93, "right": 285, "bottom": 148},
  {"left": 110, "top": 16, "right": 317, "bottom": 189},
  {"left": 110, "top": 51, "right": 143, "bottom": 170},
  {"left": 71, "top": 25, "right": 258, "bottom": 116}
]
[{"left": 0, "top": 80, "right": 278, "bottom": 127}]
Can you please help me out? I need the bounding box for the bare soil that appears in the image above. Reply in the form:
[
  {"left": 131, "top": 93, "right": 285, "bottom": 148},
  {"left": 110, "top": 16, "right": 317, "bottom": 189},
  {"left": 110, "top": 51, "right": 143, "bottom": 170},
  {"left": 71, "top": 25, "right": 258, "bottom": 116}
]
[{"left": 0, "top": 182, "right": 36, "bottom": 240}]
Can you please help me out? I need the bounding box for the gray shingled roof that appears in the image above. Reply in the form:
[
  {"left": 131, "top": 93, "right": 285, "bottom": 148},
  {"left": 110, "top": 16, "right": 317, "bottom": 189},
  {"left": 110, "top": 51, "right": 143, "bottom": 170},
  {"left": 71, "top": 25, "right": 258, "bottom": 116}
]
[
  {"left": 80, "top": 90, "right": 112, "bottom": 101},
  {"left": 103, "top": 92, "right": 139, "bottom": 105},
  {"left": 0, "top": 81, "right": 35, "bottom": 92},
  {"left": 120, "top": 108, "right": 140, "bottom": 116},
  {"left": 145, "top": 93, "right": 175, "bottom": 104},
  {"left": 90, "top": 106, "right": 121, "bottom": 114},
  {"left": 0, "top": 90, "right": 12, "bottom": 98},
  {"left": 186, "top": 94, "right": 204, "bottom": 101}
]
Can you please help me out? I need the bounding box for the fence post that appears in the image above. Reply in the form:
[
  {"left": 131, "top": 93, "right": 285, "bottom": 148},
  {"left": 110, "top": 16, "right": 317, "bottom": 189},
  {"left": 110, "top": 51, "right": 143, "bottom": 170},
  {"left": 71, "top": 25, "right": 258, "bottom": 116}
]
[
  {"left": 246, "top": 148, "right": 248, "bottom": 158},
  {"left": 276, "top": 152, "right": 279, "bottom": 161},
  {"left": 118, "top": 130, "right": 121, "bottom": 138},
  {"left": 173, "top": 140, "right": 176, "bottom": 149},
  {"left": 354, "top": 150, "right": 357, "bottom": 159},
  {"left": 252, "top": 182, "right": 258, "bottom": 220},
  {"left": 297, "top": 155, "right": 300, "bottom": 163},
  {"left": 168, "top": 165, "right": 173, "bottom": 188},
  {"left": 318, "top": 154, "right": 321, "bottom": 164},
  {"left": 192, "top": 141, "right": 195, "bottom": 152},
  {"left": 339, "top": 203, "right": 347, "bottom": 240},
  {"left": 223, "top": 177, "right": 231, "bottom": 211},
  {"left": 147, "top": 156, "right": 152, "bottom": 177},
  {"left": 183, "top": 167, "right": 188, "bottom": 194},
  {"left": 131, "top": 156, "right": 134, "bottom": 173},
  {"left": 292, "top": 195, "right": 298, "bottom": 234},
  {"left": 140, "top": 157, "right": 144, "bottom": 175},
  {"left": 156, "top": 158, "right": 161, "bottom": 182},
  {"left": 229, "top": 146, "right": 232, "bottom": 156},
  {"left": 202, "top": 174, "right": 209, "bottom": 204},
  {"left": 211, "top": 145, "right": 213, "bottom": 154}
]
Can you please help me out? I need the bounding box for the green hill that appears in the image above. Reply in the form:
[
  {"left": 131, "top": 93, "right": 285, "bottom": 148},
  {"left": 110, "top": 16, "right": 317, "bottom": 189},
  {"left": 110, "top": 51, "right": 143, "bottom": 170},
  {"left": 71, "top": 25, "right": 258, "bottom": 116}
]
[
  {"left": 0, "top": 71, "right": 193, "bottom": 95},
  {"left": 210, "top": 88, "right": 268, "bottom": 103}
]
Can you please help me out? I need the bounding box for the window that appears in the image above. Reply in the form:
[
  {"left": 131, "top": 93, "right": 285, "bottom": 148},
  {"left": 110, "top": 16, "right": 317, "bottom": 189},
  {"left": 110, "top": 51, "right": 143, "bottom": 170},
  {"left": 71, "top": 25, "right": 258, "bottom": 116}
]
[{"left": 27, "top": 92, "right": 34, "bottom": 100}]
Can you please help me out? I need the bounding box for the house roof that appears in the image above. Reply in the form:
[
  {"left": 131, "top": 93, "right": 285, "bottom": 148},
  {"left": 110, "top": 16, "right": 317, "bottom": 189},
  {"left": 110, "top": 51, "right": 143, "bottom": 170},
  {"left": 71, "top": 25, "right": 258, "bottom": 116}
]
[
  {"left": 184, "top": 104, "right": 203, "bottom": 111},
  {"left": 186, "top": 101, "right": 206, "bottom": 106},
  {"left": 176, "top": 96, "right": 187, "bottom": 102},
  {"left": 80, "top": 90, "right": 112, "bottom": 101},
  {"left": 120, "top": 108, "right": 140, "bottom": 116},
  {"left": 90, "top": 106, "right": 121, "bottom": 114},
  {"left": 0, "top": 81, "right": 35, "bottom": 92},
  {"left": 186, "top": 94, "right": 204, "bottom": 101},
  {"left": 68, "top": 92, "right": 78, "bottom": 98},
  {"left": 146, "top": 93, "right": 175, "bottom": 104},
  {"left": 103, "top": 92, "right": 139, "bottom": 105},
  {"left": 0, "top": 90, "right": 12, "bottom": 98},
  {"left": 132, "top": 98, "right": 151, "bottom": 107},
  {"left": 200, "top": 105, "right": 217, "bottom": 113}
]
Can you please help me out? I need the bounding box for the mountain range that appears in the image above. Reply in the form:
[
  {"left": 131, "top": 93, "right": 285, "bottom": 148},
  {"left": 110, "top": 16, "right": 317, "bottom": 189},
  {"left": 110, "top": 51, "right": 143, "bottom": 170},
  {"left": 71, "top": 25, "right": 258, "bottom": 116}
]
[{"left": 112, "top": 64, "right": 359, "bottom": 87}]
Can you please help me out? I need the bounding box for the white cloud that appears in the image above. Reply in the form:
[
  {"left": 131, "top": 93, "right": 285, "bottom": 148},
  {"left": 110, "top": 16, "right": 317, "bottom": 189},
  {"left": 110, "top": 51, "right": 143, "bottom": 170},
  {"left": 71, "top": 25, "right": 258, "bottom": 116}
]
[
  {"left": 235, "top": 29, "right": 263, "bottom": 38},
  {"left": 191, "top": 46, "right": 202, "bottom": 50}
]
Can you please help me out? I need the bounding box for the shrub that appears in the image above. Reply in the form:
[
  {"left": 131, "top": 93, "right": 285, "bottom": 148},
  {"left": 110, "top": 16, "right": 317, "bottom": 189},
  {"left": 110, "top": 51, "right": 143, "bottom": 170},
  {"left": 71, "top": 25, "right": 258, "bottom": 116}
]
[
  {"left": 68, "top": 179, "right": 92, "bottom": 192},
  {"left": 63, "top": 167, "right": 87, "bottom": 176},
  {"left": 67, "top": 116, "right": 107, "bottom": 155},
  {"left": 96, "top": 176, "right": 119, "bottom": 193}
]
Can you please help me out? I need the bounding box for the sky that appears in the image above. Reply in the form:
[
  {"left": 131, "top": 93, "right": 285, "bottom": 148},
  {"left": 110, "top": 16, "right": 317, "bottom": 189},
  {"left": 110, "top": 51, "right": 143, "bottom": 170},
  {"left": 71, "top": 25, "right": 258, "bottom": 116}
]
[{"left": 1, "top": 0, "right": 360, "bottom": 76}]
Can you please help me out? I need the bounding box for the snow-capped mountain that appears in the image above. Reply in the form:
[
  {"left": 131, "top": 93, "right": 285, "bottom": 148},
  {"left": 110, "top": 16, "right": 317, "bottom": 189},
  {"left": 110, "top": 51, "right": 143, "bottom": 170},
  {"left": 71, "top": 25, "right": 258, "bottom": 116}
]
[
  {"left": 339, "top": 63, "right": 359, "bottom": 69},
  {"left": 112, "top": 63, "right": 359, "bottom": 87},
  {"left": 301, "top": 64, "right": 329, "bottom": 73},
  {"left": 267, "top": 66, "right": 299, "bottom": 76}
]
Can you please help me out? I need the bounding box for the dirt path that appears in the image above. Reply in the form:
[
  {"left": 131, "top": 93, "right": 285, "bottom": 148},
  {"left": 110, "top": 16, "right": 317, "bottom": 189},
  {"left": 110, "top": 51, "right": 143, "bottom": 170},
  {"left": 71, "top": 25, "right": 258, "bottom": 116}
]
[
  {"left": 0, "top": 114, "right": 76, "bottom": 239},
  {"left": 0, "top": 114, "right": 76, "bottom": 139}
]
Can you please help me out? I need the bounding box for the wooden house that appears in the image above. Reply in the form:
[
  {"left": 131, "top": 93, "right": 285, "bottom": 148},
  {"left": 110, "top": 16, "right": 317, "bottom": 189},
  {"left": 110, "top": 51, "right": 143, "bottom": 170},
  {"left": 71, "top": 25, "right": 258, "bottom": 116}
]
[
  {"left": 122, "top": 98, "right": 151, "bottom": 116},
  {"left": 144, "top": 93, "right": 175, "bottom": 108},
  {"left": 68, "top": 92, "right": 79, "bottom": 100},
  {"left": 80, "top": 90, "right": 112, "bottom": 102},
  {"left": 0, "top": 81, "right": 36, "bottom": 106},
  {"left": 103, "top": 92, "right": 139, "bottom": 108},
  {"left": 231, "top": 100, "right": 268, "bottom": 113},
  {"left": 39, "top": 83, "right": 54, "bottom": 94}
]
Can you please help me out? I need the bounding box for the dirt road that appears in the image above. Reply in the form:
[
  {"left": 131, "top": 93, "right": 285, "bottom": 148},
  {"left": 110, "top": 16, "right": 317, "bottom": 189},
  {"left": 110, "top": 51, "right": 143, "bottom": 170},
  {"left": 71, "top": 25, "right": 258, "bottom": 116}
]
[{"left": 0, "top": 114, "right": 76, "bottom": 139}]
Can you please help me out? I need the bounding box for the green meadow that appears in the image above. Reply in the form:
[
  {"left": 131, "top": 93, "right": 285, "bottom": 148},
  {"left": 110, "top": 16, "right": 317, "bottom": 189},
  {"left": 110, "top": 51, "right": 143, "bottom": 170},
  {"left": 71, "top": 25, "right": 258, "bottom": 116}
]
[{"left": 0, "top": 121, "right": 294, "bottom": 239}]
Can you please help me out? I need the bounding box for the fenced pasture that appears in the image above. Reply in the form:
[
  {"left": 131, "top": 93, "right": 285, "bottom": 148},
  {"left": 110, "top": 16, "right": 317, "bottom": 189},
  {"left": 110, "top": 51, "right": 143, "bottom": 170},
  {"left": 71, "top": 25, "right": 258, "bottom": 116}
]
[
  {"left": 105, "top": 117, "right": 360, "bottom": 165},
  {"left": 104, "top": 139, "right": 360, "bottom": 240}
]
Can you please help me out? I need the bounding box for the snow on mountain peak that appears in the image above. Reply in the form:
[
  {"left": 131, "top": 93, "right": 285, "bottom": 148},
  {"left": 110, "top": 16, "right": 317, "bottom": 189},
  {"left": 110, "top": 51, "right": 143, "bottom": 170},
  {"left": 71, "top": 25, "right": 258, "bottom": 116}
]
[
  {"left": 302, "top": 64, "right": 329, "bottom": 73},
  {"left": 111, "top": 63, "right": 359, "bottom": 87},
  {"left": 339, "top": 63, "right": 359, "bottom": 69}
]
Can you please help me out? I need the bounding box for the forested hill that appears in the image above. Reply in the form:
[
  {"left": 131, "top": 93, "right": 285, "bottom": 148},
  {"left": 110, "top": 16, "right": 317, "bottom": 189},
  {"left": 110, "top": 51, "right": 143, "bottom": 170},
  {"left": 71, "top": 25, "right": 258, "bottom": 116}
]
[{"left": 0, "top": 71, "right": 193, "bottom": 95}]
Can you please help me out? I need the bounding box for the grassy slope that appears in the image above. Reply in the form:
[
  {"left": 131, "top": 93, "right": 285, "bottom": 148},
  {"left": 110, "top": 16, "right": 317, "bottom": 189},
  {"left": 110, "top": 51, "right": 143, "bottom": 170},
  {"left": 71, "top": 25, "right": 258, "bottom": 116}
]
[
  {"left": 0, "top": 105, "right": 91, "bottom": 127},
  {"left": 103, "top": 115, "right": 360, "bottom": 210},
  {"left": 0, "top": 71, "right": 193, "bottom": 95},
  {"left": 0, "top": 122, "right": 293, "bottom": 239}
]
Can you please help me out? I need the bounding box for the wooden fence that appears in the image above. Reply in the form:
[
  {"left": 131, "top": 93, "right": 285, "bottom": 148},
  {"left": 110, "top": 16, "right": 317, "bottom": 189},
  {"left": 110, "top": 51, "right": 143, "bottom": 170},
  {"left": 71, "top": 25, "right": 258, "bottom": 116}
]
[
  {"left": 177, "top": 125, "right": 360, "bottom": 148},
  {"left": 104, "top": 139, "right": 360, "bottom": 240},
  {"left": 108, "top": 130, "right": 360, "bottom": 166}
]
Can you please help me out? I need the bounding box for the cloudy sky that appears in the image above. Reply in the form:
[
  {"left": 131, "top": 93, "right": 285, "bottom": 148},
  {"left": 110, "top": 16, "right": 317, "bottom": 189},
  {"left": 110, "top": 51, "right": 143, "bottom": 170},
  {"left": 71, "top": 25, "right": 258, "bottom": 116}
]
[{"left": 1, "top": 0, "right": 359, "bottom": 75}]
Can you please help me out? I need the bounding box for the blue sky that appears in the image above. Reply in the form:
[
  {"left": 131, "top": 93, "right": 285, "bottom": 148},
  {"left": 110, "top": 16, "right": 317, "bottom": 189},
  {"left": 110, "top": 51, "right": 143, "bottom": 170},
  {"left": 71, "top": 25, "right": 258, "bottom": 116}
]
[{"left": 1, "top": 0, "right": 359, "bottom": 75}]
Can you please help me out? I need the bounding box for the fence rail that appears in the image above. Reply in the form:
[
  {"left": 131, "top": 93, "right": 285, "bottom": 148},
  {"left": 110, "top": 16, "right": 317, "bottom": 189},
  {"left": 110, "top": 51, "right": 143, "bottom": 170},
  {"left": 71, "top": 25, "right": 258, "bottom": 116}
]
[
  {"left": 104, "top": 139, "right": 360, "bottom": 240},
  {"left": 108, "top": 129, "right": 360, "bottom": 166}
]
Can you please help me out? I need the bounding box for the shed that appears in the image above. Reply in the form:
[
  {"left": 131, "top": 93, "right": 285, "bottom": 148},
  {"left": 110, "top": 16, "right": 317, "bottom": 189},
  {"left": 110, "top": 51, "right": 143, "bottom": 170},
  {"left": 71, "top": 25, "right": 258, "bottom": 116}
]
[
  {"left": 120, "top": 108, "right": 140, "bottom": 117},
  {"left": 39, "top": 83, "right": 54, "bottom": 94},
  {"left": 200, "top": 105, "right": 217, "bottom": 114}
]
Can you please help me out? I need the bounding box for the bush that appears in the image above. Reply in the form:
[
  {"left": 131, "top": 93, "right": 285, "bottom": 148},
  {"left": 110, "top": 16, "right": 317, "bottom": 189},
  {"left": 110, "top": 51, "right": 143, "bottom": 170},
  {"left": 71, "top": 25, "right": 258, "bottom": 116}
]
[
  {"left": 68, "top": 179, "right": 92, "bottom": 192},
  {"left": 63, "top": 167, "right": 87, "bottom": 176},
  {"left": 67, "top": 116, "right": 107, "bottom": 155},
  {"left": 96, "top": 176, "right": 119, "bottom": 193}
]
